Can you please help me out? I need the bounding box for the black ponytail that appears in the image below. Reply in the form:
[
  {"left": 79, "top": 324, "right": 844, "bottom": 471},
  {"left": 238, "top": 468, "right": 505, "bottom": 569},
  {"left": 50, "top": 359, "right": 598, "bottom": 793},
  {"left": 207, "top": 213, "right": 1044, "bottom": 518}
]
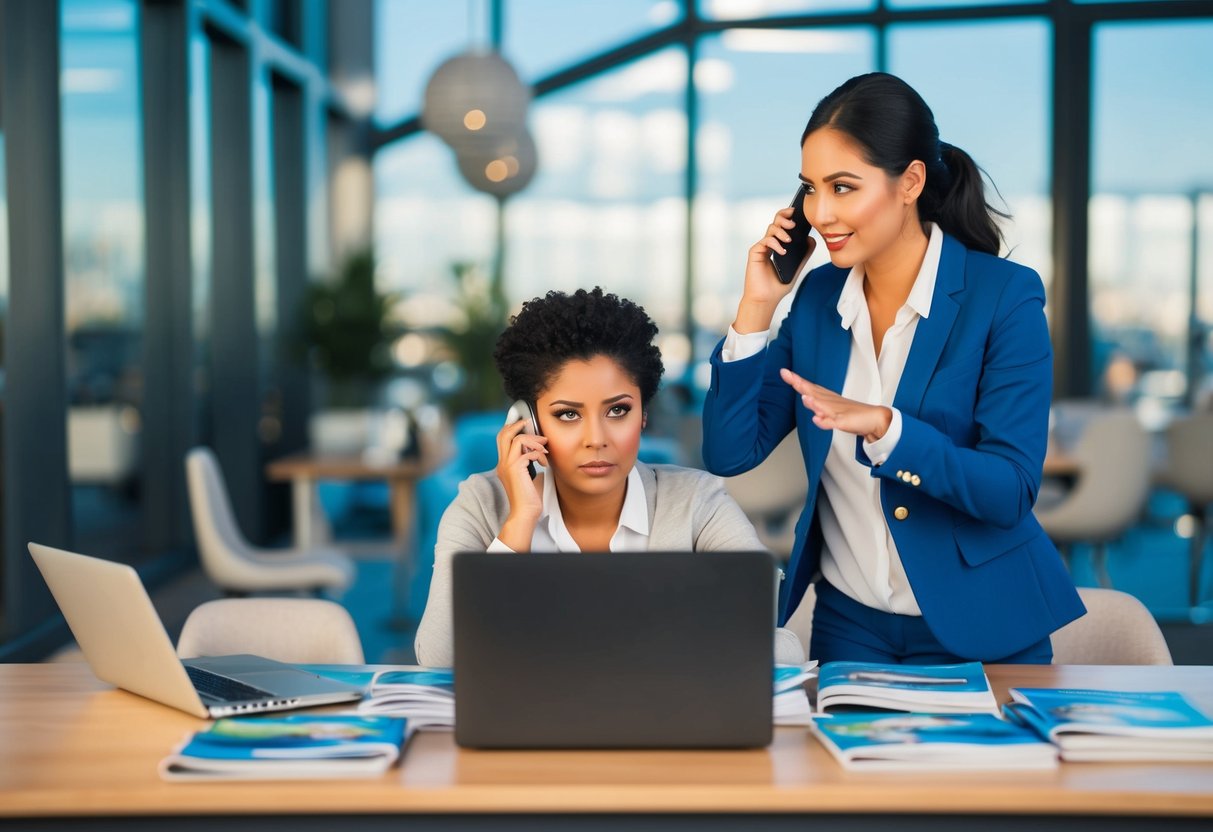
[{"left": 801, "top": 73, "right": 1008, "bottom": 257}]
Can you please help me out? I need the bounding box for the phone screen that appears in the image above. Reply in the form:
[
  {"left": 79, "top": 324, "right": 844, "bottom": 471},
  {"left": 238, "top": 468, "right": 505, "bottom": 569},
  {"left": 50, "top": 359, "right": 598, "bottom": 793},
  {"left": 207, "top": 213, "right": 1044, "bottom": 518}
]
[{"left": 771, "top": 185, "right": 813, "bottom": 285}]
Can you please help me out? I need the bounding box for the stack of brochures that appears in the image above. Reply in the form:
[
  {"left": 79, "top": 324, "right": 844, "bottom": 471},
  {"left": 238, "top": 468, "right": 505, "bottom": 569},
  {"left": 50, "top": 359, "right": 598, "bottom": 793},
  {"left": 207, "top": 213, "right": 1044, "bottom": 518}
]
[
  {"left": 357, "top": 668, "right": 456, "bottom": 731},
  {"left": 811, "top": 712, "right": 1057, "bottom": 771},
  {"left": 1005, "top": 688, "right": 1213, "bottom": 761},
  {"left": 159, "top": 715, "right": 406, "bottom": 781},
  {"left": 815, "top": 661, "right": 999, "bottom": 715},
  {"left": 773, "top": 661, "right": 818, "bottom": 726}
]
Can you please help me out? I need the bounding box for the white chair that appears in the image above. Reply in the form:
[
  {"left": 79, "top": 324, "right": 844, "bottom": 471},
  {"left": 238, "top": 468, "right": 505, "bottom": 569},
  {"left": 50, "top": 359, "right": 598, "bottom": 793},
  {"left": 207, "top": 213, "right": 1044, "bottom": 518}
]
[
  {"left": 1033, "top": 410, "right": 1151, "bottom": 588},
  {"left": 185, "top": 447, "right": 355, "bottom": 595},
  {"left": 177, "top": 598, "right": 365, "bottom": 664},
  {"left": 1154, "top": 413, "right": 1213, "bottom": 607},
  {"left": 1050, "top": 587, "right": 1172, "bottom": 665},
  {"left": 724, "top": 433, "right": 809, "bottom": 558}
]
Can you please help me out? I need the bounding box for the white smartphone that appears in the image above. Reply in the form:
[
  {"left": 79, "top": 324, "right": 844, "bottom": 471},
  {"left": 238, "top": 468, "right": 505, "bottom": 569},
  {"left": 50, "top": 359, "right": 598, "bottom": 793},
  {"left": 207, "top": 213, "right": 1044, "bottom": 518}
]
[{"left": 505, "top": 399, "right": 540, "bottom": 479}]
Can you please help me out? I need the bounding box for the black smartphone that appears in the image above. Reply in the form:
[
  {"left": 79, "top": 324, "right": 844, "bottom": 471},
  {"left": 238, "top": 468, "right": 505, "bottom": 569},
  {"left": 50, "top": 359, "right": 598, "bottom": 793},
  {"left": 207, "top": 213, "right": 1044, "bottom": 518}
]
[
  {"left": 770, "top": 184, "right": 813, "bottom": 284},
  {"left": 505, "top": 399, "right": 541, "bottom": 479}
]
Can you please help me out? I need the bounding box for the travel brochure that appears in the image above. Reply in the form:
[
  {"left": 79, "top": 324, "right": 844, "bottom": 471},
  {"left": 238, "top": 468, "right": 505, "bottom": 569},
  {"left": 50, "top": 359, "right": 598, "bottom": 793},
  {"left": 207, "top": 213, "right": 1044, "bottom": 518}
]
[
  {"left": 810, "top": 711, "right": 1058, "bottom": 771},
  {"left": 815, "top": 660, "right": 999, "bottom": 715},
  {"left": 357, "top": 668, "right": 457, "bottom": 731},
  {"left": 1006, "top": 688, "right": 1213, "bottom": 761},
  {"left": 159, "top": 715, "right": 407, "bottom": 781}
]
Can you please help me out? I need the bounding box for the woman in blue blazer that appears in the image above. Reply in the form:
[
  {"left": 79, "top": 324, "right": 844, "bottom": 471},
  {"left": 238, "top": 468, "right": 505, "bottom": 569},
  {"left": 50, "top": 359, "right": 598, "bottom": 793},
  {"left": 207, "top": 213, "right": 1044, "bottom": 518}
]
[{"left": 702, "top": 72, "right": 1084, "bottom": 664}]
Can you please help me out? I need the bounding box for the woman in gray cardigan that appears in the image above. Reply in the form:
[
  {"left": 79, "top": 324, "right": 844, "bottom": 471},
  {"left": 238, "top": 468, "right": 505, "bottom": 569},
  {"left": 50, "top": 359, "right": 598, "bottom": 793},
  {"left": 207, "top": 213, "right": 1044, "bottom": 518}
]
[{"left": 415, "top": 288, "right": 803, "bottom": 667}]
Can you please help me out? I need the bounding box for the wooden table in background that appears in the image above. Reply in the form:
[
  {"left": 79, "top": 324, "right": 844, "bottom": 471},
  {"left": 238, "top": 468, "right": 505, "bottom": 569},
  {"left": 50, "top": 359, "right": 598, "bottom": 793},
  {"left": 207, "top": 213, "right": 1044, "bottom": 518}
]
[
  {"left": 265, "top": 453, "right": 433, "bottom": 549},
  {"left": 1, "top": 663, "right": 1211, "bottom": 830}
]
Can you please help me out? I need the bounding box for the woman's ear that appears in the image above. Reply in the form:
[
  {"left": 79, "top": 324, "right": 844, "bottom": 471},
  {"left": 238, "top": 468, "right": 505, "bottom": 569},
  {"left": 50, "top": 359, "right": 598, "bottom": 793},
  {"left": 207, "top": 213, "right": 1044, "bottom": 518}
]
[
  {"left": 901, "top": 159, "right": 927, "bottom": 204},
  {"left": 641, "top": 410, "right": 648, "bottom": 430}
]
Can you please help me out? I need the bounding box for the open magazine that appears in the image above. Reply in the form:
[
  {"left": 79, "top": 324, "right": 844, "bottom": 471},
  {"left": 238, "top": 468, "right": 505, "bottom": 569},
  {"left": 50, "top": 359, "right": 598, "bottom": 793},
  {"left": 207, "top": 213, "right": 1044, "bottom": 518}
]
[
  {"left": 357, "top": 668, "right": 456, "bottom": 731},
  {"left": 159, "top": 714, "right": 407, "bottom": 781},
  {"left": 1006, "top": 688, "right": 1213, "bottom": 761},
  {"left": 773, "top": 661, "right": 818, "bottom": 726},
  {"left": 815, "top": 661, "right": 998, "bottom": 715},
  {"left": 810, "top": 712, "right": 1057, "bottom": 771}
]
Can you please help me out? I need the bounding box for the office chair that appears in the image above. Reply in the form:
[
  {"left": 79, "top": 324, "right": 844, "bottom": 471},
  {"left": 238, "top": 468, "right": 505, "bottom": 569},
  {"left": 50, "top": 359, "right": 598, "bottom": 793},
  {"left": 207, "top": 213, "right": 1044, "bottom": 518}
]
[
  {"left": 1034, "top": 410, "right": 1151, "bottom": 588},
  {"left": 724, "top": 433, "right": 809, "bottom": 559},
  {"left": 1154, "top": 413, "right": 1213, "bottom": 608},
  {"left": 1050, "top": 587, "right": 1172, "bottom": 665},
  {"left": 177, "top": 598, "right": 365, "bottom": 664},
  {"left": 185, "top": 447, "right": 355, "bottom": 596}
]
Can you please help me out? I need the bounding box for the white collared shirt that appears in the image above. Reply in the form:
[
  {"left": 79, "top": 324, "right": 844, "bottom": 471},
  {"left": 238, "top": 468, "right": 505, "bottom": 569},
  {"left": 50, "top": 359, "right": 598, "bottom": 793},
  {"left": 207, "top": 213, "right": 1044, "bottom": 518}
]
[
  {"left": 722, "top": 223, "right": 945, "bottom": 615},
  {"left": 488, "top": 465, "right": 650, "bottom": 553}
]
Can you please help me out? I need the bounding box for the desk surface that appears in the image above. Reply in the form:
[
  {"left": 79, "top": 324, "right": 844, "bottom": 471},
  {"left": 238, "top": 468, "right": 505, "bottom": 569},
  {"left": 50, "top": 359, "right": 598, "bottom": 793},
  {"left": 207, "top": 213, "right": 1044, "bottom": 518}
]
[
  {"left": 265, "top": 452, "right": 432, "bottom": 482},
  {"left": 1, "top": 663, "right": 1211, "bottom": 822}
]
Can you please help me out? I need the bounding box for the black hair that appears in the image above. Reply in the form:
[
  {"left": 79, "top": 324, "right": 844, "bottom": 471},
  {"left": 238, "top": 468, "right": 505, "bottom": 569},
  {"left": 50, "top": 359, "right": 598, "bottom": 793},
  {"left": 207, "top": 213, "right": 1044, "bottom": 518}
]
[
  {"left": 493, "top": 287, "right": 664, "bottom": 407},
  {"left": 800, "top": 72, "right": 1008, "bottom": 256}
]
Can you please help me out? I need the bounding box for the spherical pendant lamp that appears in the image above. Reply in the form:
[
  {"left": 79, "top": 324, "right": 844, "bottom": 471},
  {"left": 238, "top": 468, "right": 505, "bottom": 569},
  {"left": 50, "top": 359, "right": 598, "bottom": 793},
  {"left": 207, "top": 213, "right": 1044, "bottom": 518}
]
[
  {"left": 455, "top": 128, "right": 538, "bottom": 198},
  {"left": 422, "top": 49, "right": 530, "bottom": 154}
]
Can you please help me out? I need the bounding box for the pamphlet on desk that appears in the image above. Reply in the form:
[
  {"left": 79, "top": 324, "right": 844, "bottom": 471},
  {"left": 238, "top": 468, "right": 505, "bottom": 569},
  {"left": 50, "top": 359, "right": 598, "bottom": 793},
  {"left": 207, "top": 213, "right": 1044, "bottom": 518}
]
[
  {"left": 159, "top": 714, "right": 407, "bottom": 781},
  {"left": 357, "top": 668, "right": 456, "bottom": 731},
  {"left": 1005, "top": 688, "right": 1213, "bottom": 761},
  {"left": 810, "top": 711, "right": 1057, "bottom": 771},
  {"left": 815, "top": 661, "right": 998, "bottom": 715},
  {"left": 773, "top": 661, "right": 818, "bottom": 726}
]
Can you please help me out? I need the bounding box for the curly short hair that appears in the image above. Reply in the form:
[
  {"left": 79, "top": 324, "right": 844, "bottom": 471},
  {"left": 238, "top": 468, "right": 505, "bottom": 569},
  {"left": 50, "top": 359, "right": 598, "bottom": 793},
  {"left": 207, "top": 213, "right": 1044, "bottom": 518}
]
[{"left": 493, "top": 287, "right": 664, "bottom": 406}]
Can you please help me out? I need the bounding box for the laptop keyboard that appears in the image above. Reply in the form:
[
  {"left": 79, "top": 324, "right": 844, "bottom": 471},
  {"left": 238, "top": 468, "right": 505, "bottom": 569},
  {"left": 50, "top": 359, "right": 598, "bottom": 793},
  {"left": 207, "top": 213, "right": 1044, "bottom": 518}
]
[{"left": 185, "top": 665, "right": 273, "bottom": 703}]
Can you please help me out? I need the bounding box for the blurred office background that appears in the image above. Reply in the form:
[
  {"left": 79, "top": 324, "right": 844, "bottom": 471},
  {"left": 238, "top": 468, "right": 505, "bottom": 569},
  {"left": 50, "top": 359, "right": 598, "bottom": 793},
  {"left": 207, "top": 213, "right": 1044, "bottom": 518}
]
[{"left": 1, "top": 0, "right": 1211, "bottom": 664}]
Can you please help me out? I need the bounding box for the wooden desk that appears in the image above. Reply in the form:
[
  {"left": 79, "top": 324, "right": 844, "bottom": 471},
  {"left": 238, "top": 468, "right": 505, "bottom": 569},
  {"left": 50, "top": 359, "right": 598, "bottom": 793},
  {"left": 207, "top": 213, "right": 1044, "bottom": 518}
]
[
  {"left": 1, "top": 664, "right": 1211, "bottom": 830},
  {"left": 265, "top": 453, "right": 432, "bottom": 549}
]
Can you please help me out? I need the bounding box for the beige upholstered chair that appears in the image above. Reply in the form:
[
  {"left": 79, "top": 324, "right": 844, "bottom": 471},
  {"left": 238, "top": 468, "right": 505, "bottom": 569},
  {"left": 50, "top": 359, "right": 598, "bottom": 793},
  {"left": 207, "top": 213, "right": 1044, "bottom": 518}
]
[
  {"left": 1050, "top": 587, "right": 1172, "bottom": 665},
  {"left": 176, "top": 598, "right": 365, "bottom": 664},
  {"left": 1034, "top": 410, "right": 1151, "bottom": 588},
  {"left": 185, "top": 447, "right": 355, "bottom": 595},
  {"left": 783, "top": 583, "right": 816, "bottom": 661},
  {"left": 724, "top": 433, "right": 809, "bottom": 558},
  {"left": 1154, "top": 413, "right": 1213, "bottom": 607}
]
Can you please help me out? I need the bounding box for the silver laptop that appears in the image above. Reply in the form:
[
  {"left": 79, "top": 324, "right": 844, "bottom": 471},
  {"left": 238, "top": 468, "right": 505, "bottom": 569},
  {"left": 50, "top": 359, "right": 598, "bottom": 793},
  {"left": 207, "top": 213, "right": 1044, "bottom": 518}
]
[
  {"left": 29, "top": 543, "right": 364, "bottom": 718},
  {"left": 453, "top": 550, "right": 776, "bottom": 749}
]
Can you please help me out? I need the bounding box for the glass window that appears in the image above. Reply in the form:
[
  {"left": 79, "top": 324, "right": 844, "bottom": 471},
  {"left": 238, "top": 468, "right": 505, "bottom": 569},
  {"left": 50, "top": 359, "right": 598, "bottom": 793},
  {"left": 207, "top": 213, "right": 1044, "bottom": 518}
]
[
  {"left": 503, "top": 0, "right": 682, "bottom": 80},
  {"left": 702, "top": 0, "right": 876, "bottom": 18},
  {"left": 1090, "top": 21, "right": 1213, "bottom": 420},
  {"left": 374, "top": 0, "right": 473, "bottom": 127},
  {"left": 61, "top": 0, "right": 147, "bottom": 561},
  {"left": 888, "top": 20, "right": 1051, "bottom": 282},
  {"left": 504, "top": 47, "right": 689, "bottom": 368},
  {"left": 191, "top": 31, "right": 214, "bottom": 447},
  {"left": 693, "top": 28, "right": 875, "bottom": 363}
]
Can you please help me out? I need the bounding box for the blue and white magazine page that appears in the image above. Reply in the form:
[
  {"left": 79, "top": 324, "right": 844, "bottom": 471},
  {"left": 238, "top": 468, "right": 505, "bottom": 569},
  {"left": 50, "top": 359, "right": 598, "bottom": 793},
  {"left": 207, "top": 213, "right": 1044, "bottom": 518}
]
[
  {"left": 160, "top": 715, "right": 407, "bottom": 781},
  {"left": 816, "top": 661, "right": 997, "bottom": 715},
  {"left": 1008, "top": 688, "right": 1213, "bottom": 761},
  {"left": 773, "top": 661, "right": 818, "bottom": 726},
  {"left": 358, "top": 668, "right": 456, "bottom": 730},
  {"left": 810, "top": 712, "right": 1057, "bottom": 771}
]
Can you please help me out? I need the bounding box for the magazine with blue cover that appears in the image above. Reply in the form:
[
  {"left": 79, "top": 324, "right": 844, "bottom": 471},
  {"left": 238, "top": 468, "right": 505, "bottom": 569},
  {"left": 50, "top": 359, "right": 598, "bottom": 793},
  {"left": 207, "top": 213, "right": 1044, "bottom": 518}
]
[
  {"left": 159, "top": 714, "right": 407, "bottom": 781},
  {"left": 810, "top": 712, "right": 1057, "bottom": 771},
  {"left": 1007, "top": 688, "right": 1213, "bottom": 761},
  {"left": 773, "top": 661, "right": 819, "bottom": 726},
  {"left": 816, "top": 661, "right": 998, "bottom": 715}
]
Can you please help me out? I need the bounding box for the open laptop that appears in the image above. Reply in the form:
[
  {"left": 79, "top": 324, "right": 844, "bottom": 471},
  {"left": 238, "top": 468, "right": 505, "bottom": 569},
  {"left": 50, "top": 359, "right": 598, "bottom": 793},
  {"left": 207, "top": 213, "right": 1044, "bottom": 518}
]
[
  {"left": 28, "top": 543, "right": 364, "bottom": 718},
  {"left": 452, "top": 550, "right": 776, "bottom": 749}
]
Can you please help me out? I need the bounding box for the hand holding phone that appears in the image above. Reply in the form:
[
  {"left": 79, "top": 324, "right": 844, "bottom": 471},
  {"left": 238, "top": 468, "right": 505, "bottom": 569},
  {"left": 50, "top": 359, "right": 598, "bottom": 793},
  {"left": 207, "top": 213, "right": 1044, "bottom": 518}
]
[
  {"left": 770, "top": 185, "right": 814, "bottom": 284},
  {"left": 504, "top": 400, "right": 541, "bottom": 480}
]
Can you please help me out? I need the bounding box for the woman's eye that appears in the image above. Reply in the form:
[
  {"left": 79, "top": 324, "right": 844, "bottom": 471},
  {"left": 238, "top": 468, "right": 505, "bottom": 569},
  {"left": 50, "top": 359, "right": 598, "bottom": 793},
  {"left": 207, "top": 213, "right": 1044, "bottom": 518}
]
[
  {"left": 607, "top": 404, "right": 631, "bottom": 418},
  {"left": 555, "top": 410, "right": 579, "bottom": 421},
  {"left": 803, "top": 184, "right": 815, "bottom": 196},
  {"left": 834, "top": 183, "right": 854, "bottom": 194}
]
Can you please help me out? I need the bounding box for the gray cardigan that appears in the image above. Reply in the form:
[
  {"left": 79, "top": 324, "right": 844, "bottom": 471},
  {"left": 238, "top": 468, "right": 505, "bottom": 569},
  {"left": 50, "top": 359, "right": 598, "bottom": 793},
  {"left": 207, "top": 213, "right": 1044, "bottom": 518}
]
[{"left": 414, "top": 461, "right": 775, "bottom": 667}]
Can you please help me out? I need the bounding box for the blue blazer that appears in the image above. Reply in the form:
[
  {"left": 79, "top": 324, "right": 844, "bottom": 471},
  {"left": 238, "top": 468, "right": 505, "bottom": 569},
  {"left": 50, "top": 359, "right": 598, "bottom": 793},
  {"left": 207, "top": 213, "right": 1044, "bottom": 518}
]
[{"left": 702, "top": 233, "right": 1084, "bottom": 660}]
